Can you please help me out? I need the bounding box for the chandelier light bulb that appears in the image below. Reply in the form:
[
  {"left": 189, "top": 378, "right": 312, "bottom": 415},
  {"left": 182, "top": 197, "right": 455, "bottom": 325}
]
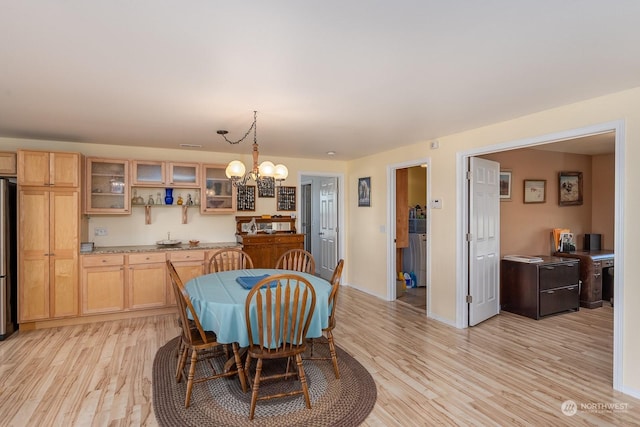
[
  {"left": 274, "top": 164, "right": 289, "bottom": 181},
  {"left": 218, "top": 111, "right": 287, "bottom": 187},
  {"left": 258, "top": 161, "right": 275, "bottom": 177},
  {"left": 225, "top": 160, "right": 246, "bottom": 179}
]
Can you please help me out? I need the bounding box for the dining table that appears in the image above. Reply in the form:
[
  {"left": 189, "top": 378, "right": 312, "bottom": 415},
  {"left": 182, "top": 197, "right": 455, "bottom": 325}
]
[{"left": 184, "top": 268, "right": 332, "bottom": 348}]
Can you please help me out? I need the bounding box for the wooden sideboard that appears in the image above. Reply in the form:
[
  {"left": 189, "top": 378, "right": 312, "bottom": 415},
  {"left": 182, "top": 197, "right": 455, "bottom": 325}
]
[
  {"left": 235, "top": 216, "right": 305, "bottom": 268},
  {"left": 501, "top": 256, "right": 580, "bottom": 320},
  {"left": 554, "top": 250, "right": 614, "bottom": 308}
]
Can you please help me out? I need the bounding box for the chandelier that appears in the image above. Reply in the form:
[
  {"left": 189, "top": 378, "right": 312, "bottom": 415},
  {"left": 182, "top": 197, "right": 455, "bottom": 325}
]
[{"left": 217, "top": 110, "right": 288, "bottom": 190}]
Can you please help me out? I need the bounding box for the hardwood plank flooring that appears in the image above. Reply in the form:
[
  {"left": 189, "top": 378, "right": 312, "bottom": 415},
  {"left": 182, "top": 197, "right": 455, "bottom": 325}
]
[
  {"left": 397, "top": 286, "right": 426, "bottom": 310},
  {"left": 0, "top": 287, "right": 638, "bottom": 426}
]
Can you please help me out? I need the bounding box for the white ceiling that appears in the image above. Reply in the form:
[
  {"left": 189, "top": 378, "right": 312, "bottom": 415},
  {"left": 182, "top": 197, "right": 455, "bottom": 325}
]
[{"left": 1, "top": 1, "right": 637, "bottom": 160}]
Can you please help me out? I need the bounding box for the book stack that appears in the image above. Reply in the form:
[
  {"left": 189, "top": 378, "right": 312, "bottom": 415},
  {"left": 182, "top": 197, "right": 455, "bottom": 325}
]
[{"left": 553, "top": 228, "right": 576, "bottom": 252}]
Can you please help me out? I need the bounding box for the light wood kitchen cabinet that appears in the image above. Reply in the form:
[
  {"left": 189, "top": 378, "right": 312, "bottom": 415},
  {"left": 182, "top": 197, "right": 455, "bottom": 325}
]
[
  {"left": 167, "top": 250, "right": 206, "bottom": 284},
  {"left": 81, "top": 254, "right": 126, "bottom": 314},
  {"left": 168, "top": 162, "right": 200, "bottom": 187},
  {"left": 131, "top": 160, "right": 200, "bottom": 188},
  {"left": 85, "top": 157, "right": 130, "bottom": 214},
  {"left": 17, "top": 150, "right": 81, "bottom": 187},
  {"left": 127, "top": 252, "right": 167, "bottom": 309},
  {"left": 18, "top": 189, "right": 80, "bottom": 321},
  {"left": 0, "top": 152, "right": 17, "bottom": 176},
  {"left": 201, "top": 164, "right": 236, "bottom": 213}
]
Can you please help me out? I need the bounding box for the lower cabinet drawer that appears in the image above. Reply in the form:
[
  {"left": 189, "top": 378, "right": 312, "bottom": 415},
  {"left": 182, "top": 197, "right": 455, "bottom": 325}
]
[{"left": 539, "top": 285, "right": 579, "bottom": 317}]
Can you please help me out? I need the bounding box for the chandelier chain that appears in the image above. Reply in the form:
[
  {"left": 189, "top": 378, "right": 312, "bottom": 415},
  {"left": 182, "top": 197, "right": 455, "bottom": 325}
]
[{"left": 219, "top": 110, "right": 257, "bottom": 145}]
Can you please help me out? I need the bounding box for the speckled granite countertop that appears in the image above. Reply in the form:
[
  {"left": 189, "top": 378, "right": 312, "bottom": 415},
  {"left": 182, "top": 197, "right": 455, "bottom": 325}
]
[{"left": 85, "top": 241, "right": 240, "bottom": 255}]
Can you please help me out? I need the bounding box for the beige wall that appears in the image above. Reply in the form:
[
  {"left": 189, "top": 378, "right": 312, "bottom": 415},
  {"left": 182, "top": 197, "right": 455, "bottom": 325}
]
[
  {"left": 592, "top": 153, "right": 615, "bottom": 249},
  {"left": 408, "top": 166, "right": 427, "bottom": 208},
  {"left": 345, "top": 86, "right": 640, "bottom": 394},
  {"left": 480, "top": 148, "right": 604, "bottom": 256},
  {"left": 0, "top": 138, "right": 347, "bottom": 246}
]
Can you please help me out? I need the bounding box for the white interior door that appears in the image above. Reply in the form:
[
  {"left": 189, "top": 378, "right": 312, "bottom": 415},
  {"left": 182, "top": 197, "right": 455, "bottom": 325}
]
[
  {"left": 469, "top": 157, "right": 500, "bottom": 326},
  {"left": 319, "top": 177, "right": 338, "bottom": 280}
]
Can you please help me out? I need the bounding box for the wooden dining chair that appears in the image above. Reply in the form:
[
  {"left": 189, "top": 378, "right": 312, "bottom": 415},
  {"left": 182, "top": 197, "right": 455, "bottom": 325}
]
[
  {"left": 275, "top": 248, "right": 315, "bottom": 273},
  {"left": 207, "top": 248, "right": 254, "bottom": 273},
  {"left": 306, "top": 259, "right": 344, "bottom": 379},
  {"left": 166, "top": 260, "right": 247, "bottom": 408},
  {"left": 244, "top": 274, "right": 317, "bottom": 420}
]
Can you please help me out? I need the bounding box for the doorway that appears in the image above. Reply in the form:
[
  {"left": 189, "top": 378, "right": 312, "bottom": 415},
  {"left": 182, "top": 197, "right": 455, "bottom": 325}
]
[
  {"left": 300, "top": 172, "right": 345, "bottom": 281},
  {"left": 396, "top": 165, "right": 428, "bottom": 311},
  {"left": 458, "top": 121, "right": 624, "bottom": 390},
  {"left": 387, "top": 157, "right": 431, "bottom": 313}
]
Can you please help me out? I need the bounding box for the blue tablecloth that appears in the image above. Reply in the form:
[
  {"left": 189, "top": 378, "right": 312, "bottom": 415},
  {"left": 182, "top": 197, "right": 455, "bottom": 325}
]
[{"left": 185, "top": 269, "right": 332, "bottom": 347}]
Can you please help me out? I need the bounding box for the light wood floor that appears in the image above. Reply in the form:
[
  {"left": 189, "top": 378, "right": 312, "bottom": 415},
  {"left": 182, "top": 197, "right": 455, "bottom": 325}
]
[
  {"left": 397, "top": 286, "right": 427, "bottom": 310},
  {"left": 0, "top": 286, "right": 638, "bottom": 426}
]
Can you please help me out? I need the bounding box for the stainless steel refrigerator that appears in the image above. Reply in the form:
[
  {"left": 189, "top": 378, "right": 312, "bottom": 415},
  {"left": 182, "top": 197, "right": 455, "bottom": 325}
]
[{"left": 0, "top": 178, "right": 17, "bottom": 340}]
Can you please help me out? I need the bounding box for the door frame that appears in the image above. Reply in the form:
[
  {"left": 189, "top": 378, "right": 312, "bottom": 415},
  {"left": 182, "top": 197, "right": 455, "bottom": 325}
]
[
  {"left": 456, "top": 120, "right": 625, "bottom": 391},
  {"left": 298, "top": 171, "right": 345, "bottom": 275},
  {"left": 386, "top": 157, "right": 432, "bottom": 310}
]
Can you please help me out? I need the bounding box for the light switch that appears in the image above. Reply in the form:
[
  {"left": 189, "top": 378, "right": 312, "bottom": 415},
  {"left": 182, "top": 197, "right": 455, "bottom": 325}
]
[{"left": 430, "top": 199, "right": 442, "bottom": 209}]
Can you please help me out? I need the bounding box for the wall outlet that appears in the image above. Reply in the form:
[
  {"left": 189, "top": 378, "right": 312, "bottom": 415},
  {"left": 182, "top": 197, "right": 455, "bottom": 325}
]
[
  {"left": 430, "top": 199, "right": 443, "bottom": 209},
  {"left": 94, "top": 227, "right": 108, "bottom": 236}
]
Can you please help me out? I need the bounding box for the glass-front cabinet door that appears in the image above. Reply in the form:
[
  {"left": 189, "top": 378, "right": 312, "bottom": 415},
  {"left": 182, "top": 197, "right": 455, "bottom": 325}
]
[
  {"left": 85, "top": 158, "right": 130, "bottom": 214},
  {"left": 168, "top": 162, "right": 200, "bottom": 187},
  {"left": 201, "top": 164, "right": 236, "bottom": 214},
  {"left": 131, "top": 160, "right": 199, "bottom": 188},
  {"left": 131, "top": 160, "right": 165, "bottom": 186}
]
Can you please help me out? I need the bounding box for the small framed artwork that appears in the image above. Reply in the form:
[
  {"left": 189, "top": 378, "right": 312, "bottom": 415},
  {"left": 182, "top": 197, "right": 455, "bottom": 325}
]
[
  {"left": 523, "top": 179, "right": 546, "bottom": 203},
  {"left": 237, "top": 185, "right": 256, "bottom": 211},
  {"left": 277, "top": 186, "right": 296, "bottom": 211},
  {"left": 257, "top": 177, "right": 275, "bottom": 197},
  {"left": 558, "top": 171, "right": 583, "bottom": 206},
  {"left": 358, "top": 177, "right": 371, "bottom": 207},
  {"left": 499, "top": 170, "right": 512, "bottom": 201}
]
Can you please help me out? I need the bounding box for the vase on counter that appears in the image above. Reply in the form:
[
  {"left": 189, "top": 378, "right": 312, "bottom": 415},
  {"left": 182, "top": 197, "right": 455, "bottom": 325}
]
[{"left": 164, "top": 188, "right": 174, "bottom": 205}]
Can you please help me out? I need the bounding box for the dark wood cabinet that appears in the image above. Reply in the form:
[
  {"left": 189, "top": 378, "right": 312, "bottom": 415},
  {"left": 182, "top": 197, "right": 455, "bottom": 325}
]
[
  {"left": 554, "top": 250, "right": 614, "bottom": 308},
  {"left": 235, "top": 215, "right": 304, "bottom": 268},
  {"left": 237, "top": 234, "right": 305, "bottom": 268},
  {"left": 501, "top": 256, "right": 580, "bottom": 320}
]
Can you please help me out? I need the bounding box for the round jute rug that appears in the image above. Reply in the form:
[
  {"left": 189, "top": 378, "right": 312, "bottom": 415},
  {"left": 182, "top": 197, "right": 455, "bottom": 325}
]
[{"left": 152, "top": 337, "right": 376, "bottom": 426}]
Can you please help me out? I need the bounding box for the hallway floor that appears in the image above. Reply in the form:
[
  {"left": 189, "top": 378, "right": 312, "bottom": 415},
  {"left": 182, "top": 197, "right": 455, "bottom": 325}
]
[{"left": 397, "top": 285, "right": 426, "bottom": 310}]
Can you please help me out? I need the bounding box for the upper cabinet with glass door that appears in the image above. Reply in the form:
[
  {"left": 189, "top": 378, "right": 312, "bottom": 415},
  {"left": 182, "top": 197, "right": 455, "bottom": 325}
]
[
  {"left": 201, "top": 164, "right": 236, "bottom": 214},
  {"left": 85, "top": 158, "right": 130, "bottom": 214},
  {"left": 131, "top": 160, "right": 199, "bottom": 188}
]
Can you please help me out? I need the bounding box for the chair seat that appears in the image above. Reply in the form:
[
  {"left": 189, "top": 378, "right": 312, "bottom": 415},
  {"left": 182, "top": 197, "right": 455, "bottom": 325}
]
[
  {"left": 247, "top": 344, "right": 306, "bottom": 360},
  {"left": 186, "top": 329, "right": 220, "bottom": 348}
]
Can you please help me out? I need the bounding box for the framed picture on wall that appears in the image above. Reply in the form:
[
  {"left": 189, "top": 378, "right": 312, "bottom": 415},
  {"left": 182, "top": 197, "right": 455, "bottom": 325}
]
[
  {"left": 358, "top": 177, "right": 371, "bottom": 207},
  {"left": 558, "top": 171, "right": 583, "bottom": 206},
  {"left": 523, "top": 179, "right": 546, "bottom": 203},
  {"left": 237, "top": 185, "right": 256, "bottom": 211},
  {"left": 499, "top": 170, "right": 512, "bottom": 201}
]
